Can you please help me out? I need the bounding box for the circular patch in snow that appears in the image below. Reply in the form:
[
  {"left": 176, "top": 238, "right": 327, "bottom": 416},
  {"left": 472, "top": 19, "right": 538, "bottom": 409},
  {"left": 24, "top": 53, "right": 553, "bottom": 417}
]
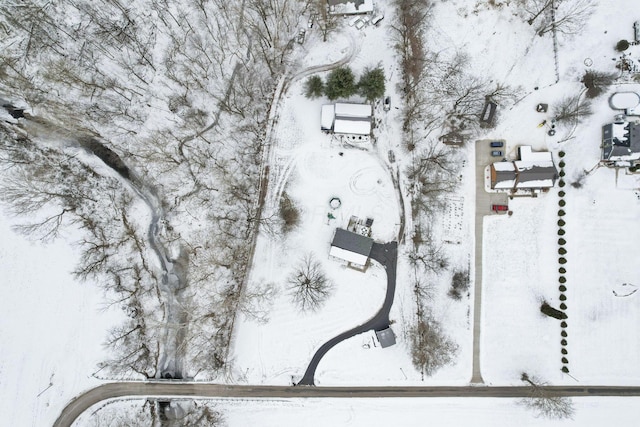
[
  {"left": 584, "top": 58, "right": 593, "bottom": 67},
  {"left": 610, "top": 92, "right": 640, "bottom": 110},
  {"left": 349, "top": 167, "right": 381, "bottom": 195},
  {"left": 329, "top": 197, "right": 341, "bottom": 209}
]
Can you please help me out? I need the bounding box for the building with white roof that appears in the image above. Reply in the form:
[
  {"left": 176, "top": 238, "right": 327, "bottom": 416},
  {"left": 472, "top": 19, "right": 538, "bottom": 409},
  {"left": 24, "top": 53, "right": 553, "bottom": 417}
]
[
  {"left": 321, "top": 102, "right": 372, "bottom": 136},
  {"left": 327, "top": 0, "right": 374, "bottom": 15}
]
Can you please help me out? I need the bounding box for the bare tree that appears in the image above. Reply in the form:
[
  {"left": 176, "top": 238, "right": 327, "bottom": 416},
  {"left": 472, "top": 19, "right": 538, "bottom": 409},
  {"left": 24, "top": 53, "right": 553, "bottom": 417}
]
[
  {"left": 520, "top": 373, "right": 575, "bottom": 419},
  {"left": 518, "top": 0, "right": 596, "bottom": 37},
  {"left": 553, "top": 94, "right": 592, "bottom": 124},
  {"left": 582, "top": 69, "right": 617, "bottom": 98},
  {"left": 287, "top": 253, "right": 332, "bottom": 311},
  {"left": 409, "top": 314, "right": 458, "bottom": 378}
]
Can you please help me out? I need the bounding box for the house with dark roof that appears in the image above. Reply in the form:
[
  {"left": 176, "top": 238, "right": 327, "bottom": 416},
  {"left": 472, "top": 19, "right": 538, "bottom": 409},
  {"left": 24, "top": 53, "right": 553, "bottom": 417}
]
[
  {"left": 601, "top": 121, "right": 640, "bottom": 167},
  {"left": 329, "top": 228, "right": 373, "bottom": 270},
  {"left": 490, "top": 146, "right": 558, "bottom": 192}
]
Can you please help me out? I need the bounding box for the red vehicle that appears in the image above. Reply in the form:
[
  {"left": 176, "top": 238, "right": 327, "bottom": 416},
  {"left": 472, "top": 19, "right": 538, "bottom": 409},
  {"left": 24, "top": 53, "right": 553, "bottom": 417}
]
[{"left": 492, "top": 204, "right": 508, "bottom": 212}]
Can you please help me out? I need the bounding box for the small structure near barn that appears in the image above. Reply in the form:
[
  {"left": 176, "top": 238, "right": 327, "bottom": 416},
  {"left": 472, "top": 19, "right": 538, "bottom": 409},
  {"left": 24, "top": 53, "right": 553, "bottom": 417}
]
[
  {"left": 329, "top": 228, "right": 374, "bottom": 270},
  {"left": 634, "top": 21, "right": 640, "bottom": 43},
  {"left": 440, "top": 132, "right": 464, "bottom": 146},
  {"left": 480, "top": 100, "right": 497, "bottom": 127},
  {"left": 375, "top": 327, "right": 396, "bottom": 348},
  {"left": 321, "top": 103, "right": 372, "bottom": 139},
  {"left": 327, "top": 0, "right": 373, "bottom": 15}
]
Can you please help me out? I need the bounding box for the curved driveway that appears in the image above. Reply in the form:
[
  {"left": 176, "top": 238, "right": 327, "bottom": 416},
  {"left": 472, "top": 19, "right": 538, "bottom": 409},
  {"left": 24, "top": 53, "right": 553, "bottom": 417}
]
[
  {"left": 55, "top": 382, "right": 640, "bottom": 427},
  {"left": 297, "top": 241, "right": 398, "bottom": 386}
]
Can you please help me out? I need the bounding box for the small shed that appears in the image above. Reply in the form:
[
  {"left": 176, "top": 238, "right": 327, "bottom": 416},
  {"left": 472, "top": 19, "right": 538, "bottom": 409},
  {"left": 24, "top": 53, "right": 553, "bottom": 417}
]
[
  {"left": 375, "top": 327, "right": 396, "bottom": 348},
  {"left": 634, "top": 21, "right": 640, "bottom": 43}
]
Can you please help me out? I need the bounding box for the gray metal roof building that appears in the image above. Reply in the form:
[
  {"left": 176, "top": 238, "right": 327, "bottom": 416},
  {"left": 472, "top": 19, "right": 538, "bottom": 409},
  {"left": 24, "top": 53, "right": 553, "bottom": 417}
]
[
  {"left": 602, "top": 122, "right": 640, "bottom": 164},
  {"left": 376, "top": 327, "right": 396, "bottom": 348},
  {"left": 329, "top": 228, "right": 374, "bottom": 267}
]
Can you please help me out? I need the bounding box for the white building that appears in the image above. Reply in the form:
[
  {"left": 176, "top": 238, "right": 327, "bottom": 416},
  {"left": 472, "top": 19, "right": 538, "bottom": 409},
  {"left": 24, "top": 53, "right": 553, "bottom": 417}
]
[
  {"left": 321, "top": 103, "right": 372, "bottom": 136},
  {"left": 327, "top": 0, "right": 374, "bottom": 15}
]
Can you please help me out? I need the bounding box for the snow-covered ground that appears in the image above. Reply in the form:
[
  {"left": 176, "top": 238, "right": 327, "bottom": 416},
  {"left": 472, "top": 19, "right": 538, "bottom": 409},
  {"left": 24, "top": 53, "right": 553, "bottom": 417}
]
[{"left": 0, "top": 212, "right": 122, "bottom": 426}]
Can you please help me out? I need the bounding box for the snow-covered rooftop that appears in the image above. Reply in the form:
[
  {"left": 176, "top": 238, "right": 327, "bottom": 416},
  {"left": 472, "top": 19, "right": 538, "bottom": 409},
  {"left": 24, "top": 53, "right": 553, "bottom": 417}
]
[
  {"left": 335, "top": 103, "right": 372, "bottom": 118},
  {"left": 328, "top": 0, "right": 373, "bottom": 15},
  {"left": 321, "top": 105, "right": 335, "bottom": 131}
]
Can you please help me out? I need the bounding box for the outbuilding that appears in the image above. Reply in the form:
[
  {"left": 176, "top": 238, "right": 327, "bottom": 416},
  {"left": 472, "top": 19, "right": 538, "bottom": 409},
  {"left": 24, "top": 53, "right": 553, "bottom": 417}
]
[
  {"left": 375, "top": 327, "right": 396, "bottom": 348},
  {"left": 321, "top": 103, "right": 372, "bottom": 137}
]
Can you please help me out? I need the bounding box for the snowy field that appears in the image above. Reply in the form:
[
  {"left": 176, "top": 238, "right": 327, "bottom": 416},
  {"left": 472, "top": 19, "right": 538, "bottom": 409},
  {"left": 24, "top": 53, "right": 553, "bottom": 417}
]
[
  {"left": 78, "top": 396, "right": 640, "bottom": 427},
  {"left": 0, "top": 212, "right": 122, "bottom": 426}
]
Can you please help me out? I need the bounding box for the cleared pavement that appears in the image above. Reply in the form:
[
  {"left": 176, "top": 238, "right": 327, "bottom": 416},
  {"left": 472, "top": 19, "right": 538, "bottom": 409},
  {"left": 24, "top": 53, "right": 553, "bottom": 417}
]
[
  {"left": 54, "top": 382, "right": 640, "bottom": 427},
  {"left": 297, "top": 241, "right": 398, "bottom": 385}
]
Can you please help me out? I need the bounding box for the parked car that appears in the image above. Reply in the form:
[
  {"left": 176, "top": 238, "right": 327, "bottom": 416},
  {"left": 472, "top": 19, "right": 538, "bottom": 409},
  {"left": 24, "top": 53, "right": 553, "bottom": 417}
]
[
  {"left": 490, "top": 141, "right": 503, "bottom": 147},
  {"left": 355, "top": 19, "right": 365, "bottom": 30},
  {"left": 371, "top": 13, "right": 384, "bottom": 26},
  {"left": 491, "top": 150, "right": 503, "bottom": 157},
  {"left": 296, "top": 28, "right": 306, "bottom": 44},
  {"left": 492, "top": 204, "right": 509, "bottom": 212},
  {"left": 308, "top": 14, "right": 316, "bottom": 28},
  {"left": 383, "top": 96, "right": 391, "bottom": 111},
  {"left": 348, "top": 16, "right": 360, "bottom": 27}
]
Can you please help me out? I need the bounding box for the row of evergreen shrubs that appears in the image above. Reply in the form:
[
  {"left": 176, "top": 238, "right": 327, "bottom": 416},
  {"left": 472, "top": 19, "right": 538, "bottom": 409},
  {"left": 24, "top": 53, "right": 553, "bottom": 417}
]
[
  {"left": 305, "top": 66, "right": 385, "bottom": 101},
  {"left": 558, "top": 153, "right": 569, "bottom": 373}
]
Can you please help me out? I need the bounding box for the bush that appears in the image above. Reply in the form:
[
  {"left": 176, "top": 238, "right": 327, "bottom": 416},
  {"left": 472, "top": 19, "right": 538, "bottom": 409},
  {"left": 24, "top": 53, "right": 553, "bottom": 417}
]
[
  {"left": 560, "top": 294, "right": 567, "bottom": 301},
  {"left": 559, "top": 200, "right": 566, "bottom": 207},
  {"left": 559, "top": 161, "right": 566, "bottom": 168},
  {"left": 559, "top": 267, "right": 566, "bottom": 274},
  {"left": 559, "top": 276, "right": 566, "bottom": 283},
  {"left": 559, "top": 151, "right": 566, "bottom": 158},
  {"left": 559, "top": 190, "right": 565, "bottom": 197},
  {"left": 559, "top": 257, "right": 567, "bottom": 264},
  {"left": 616, "top": 39, "right": 630, "bottom": 51},
  {"left": 562, "top": 357, "right": 569, "bottom": 364},
  {"left": 561, "top": 331, "right": 568, "bottom": 338},
  {"left": 582, "top": 69, "right": 618, "bottom": 98},
  {"left": 324, "top": 67, "right": 357, "bottom": 100},
  {"left": 561, "top": 348, "right": 568, "bottom": 355},
  {"left": 559, "top": 170, "right": 566, "bottom": 177},
  {"left": 562, "top": 366, "right": 570, "bottom": 373},
  {"left": 559, "top": 180, "right": 566, "bottom": 187},
  {"left": 448, "top": 270, "right": 470, "bottom": 300},
  {"left": 559, "top": 284, "right": 567, "bottom": 292},
  {"left": 304, "top": 75, "right": 324, "bottom": 98},
  {"left": 561, "top": 339, "right": 568, "bottom": 346},
  {"left": 558, "top": 210, "right": 566, "bottom": 216},
  {"left": 561, "top": 321, "right": 568, "bottom": 328},
  {"left": 558, "top": 229, "right": 565, "bottom": 236},
  {"left": 558, "top": 238, "right": 566, "bottom": 245},
  {"left": 558, "top": 219, "right": 566, "bottom": 227},
  {"left": 279, "top": 192, "right": 300, "bottom": 232},
  {"left": 559, "top": 247, "right": 567, "bottom": 255},
  {"left": 560, "top": 302, "right": 567, "bottom": 310},
  {"left": 357, "top": 67, "right": 386, "bottom": 101},
  {"left": 541, "top": 302, "right": 567, "bottom": 320}
]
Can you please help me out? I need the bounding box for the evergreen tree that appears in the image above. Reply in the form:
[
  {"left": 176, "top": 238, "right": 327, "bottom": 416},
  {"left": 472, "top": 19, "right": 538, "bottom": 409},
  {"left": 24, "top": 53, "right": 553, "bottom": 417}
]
[
  {"left": 304, "top": 75, "right": 324, "bottom": 99},
  {"left": 358, "top": 67, "right": 386, "bottom": 101},
  {"left": 324, "top": 67, "right": 357, "bottom": 100}
]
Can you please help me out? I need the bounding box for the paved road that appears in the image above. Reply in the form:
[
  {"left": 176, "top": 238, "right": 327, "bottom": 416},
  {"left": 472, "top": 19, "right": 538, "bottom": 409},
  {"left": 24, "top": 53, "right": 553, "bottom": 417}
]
[
  {"left": 54, "top": 382, "right": 640, "bottom": 427},
  {"left": 471, "top": 140, "right": 508, "bottom": 384},
  {"left": 297, "top": 241, "right": 398, "bottom": 386}
]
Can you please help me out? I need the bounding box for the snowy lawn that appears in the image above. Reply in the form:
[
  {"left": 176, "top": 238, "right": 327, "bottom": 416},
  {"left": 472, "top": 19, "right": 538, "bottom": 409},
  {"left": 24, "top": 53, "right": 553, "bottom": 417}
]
[{"left": 0, "top": 213, "right": 122, "bottom": 427}]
